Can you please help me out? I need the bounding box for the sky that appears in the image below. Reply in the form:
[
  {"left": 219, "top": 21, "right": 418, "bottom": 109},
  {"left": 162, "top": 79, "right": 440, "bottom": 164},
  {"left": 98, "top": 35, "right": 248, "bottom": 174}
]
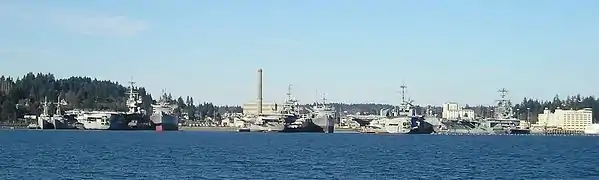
[{"left": 1, "top": 0, "right": 598, "bottom": 106}]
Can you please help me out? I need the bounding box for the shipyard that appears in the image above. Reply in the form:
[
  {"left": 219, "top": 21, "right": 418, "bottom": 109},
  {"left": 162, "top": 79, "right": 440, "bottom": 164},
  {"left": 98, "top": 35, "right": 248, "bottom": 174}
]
[
  {"left": 0, "top": 69, "right": 598, "bottom": 136},
  {"left": 3, "top": 1, "right": 599, "bottom": 180}
]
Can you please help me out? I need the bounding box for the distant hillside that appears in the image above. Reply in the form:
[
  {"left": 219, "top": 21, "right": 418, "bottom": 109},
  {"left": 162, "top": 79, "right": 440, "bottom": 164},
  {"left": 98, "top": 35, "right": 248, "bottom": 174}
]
[
  {"left": 0, "top": 73, "right": 239, "bottom": 121},
  {"left": 2, "top": 73, "right": 598, "bottom": 123}
]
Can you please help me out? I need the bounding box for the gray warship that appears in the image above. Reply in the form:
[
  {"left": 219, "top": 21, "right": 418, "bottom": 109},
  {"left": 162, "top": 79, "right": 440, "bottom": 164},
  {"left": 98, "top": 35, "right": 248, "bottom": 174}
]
[
  {"left": 238, "top": 69, "right": 287, "bottom": 132},
  {"left": 440, "top": 88, "right": 529, "bottom": 134},
  {"left": 150, "top": 91, "right": 179, "bottom": 131},
  {"left": 32, "top": 96, "right": 77, "bottom": 129},
  {"left": 280, "top": 92, "right": 336, "bottom": 133},
  {"left": 122, "top": 81, "right": 152, "bottom": 130},
  {"left": 360, "top": 84, "right": 436, "bottom": 134}
]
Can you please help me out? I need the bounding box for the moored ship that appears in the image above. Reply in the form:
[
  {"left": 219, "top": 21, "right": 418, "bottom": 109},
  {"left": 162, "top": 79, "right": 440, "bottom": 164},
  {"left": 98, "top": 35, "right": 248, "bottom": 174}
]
[
  {"left": 238, "top": 114, "right": 286, "bottom": 132},
  {"left": 277, "top": 86, "right": 335, "bottom": 133},
  {"left": 122, "top": 81, "right": 152, "bottom": 130},
  {"left": 281, "top": 96, "right": 337, "bottom": 133},
  {"left": 36, "top": 96, "right": 78, "bottom": 129},
  {"left": 76, "top": 111, "right": 128, "bottom": 130},
  {"left": 360, "top": 84, "right": 435, "bottom": 134},
  {"left": 68, "top": 81, "right": 152, "bottom": 130},
  {"left": 439, "top": 88, "right": 531, "bottom": 135},
  {"left": 150, "top": 92, "right": 179, "bottom": 131}
]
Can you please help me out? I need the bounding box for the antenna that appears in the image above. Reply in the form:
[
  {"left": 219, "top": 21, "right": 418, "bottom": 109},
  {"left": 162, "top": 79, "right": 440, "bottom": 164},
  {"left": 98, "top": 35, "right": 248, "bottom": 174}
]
[
  {"left": 498, "top": 88, "right": 508, "bottom": 99},
  {"left": 286, "top": 84, "right": 293, "bottom": 101},
  {"left": 321, "top": 92, "right": 327, "bottom": 104},
  {"left": 400, "top": 83, "right": 407, "bottom": 103}
]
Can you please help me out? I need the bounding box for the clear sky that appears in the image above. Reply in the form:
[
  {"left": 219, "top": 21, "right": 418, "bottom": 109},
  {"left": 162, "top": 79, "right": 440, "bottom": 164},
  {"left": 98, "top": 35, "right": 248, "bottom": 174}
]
[{"left": 1, "top": 0, "right": 598, "bottom": 106}]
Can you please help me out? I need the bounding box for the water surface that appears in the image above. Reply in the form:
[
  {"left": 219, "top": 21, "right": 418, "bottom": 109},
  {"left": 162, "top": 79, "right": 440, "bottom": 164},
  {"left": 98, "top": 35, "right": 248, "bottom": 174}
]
[{"left": 1, "top": 130, "right": 598, "bottom": 179}]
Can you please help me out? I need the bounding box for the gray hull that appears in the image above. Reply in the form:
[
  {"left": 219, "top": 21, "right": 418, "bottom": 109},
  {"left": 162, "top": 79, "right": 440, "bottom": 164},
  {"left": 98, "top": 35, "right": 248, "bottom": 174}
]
[
  {"left": 150, "top": 113, "right": 179, "bottom": 131},
  {"left": 312, "top": 115, "right": 335, "bottom": 133}
]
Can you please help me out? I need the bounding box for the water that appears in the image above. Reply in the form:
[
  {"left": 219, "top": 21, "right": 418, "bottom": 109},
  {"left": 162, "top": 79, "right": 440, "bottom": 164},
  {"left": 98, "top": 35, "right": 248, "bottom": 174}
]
[{"left": 1, "top": 130, "right": 599, "bottom": 180}]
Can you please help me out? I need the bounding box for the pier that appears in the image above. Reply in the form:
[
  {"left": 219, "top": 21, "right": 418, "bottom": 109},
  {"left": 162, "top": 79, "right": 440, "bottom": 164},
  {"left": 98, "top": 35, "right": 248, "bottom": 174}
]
[
  {"left": 0, "top": 122, "right": 29, "bottom": 129},
  {"left": 434, "top": 132, "right": 597, "bottom": 137}
]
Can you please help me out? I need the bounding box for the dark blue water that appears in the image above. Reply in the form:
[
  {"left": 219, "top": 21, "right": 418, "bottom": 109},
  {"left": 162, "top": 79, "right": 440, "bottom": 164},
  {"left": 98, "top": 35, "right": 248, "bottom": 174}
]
[{"left": 1, "top": 130, "right": 599, "bottom": 180}]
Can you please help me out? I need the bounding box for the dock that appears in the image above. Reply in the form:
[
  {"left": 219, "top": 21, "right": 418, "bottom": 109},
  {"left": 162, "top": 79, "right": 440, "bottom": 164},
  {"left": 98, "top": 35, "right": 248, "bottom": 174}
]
[{"left": 434, "top": 132, "right": 598, "bottom": 137}]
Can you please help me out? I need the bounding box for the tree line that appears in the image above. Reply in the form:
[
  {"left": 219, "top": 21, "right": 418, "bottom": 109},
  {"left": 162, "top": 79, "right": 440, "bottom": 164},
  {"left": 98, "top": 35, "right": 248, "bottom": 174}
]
[
  {"left": 1, "top": 73, "right": 596, "bottom": 123},
  {"left": 0, "top": 73, "right": 241, "bottom": 121},
  {"left": 459, "top": 95, "right": 597, "bottom": 123}
]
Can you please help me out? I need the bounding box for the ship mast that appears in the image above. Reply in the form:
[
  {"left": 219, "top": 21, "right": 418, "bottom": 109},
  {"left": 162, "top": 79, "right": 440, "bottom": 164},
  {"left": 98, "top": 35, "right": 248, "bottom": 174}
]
[
  {"left": 54, "top": 95, "right": 67, "bottom": 116},
  {"left": 495, "top": 88, "right": 513, "bottom": 119},
  {"left": 286, "top": 84, "right": 293, "bottom": 103},
  {"left": 126, "top": 80, "right": 143, "bottom": 113},
  {"left": 41, "top": 96, "right": 49, "bottom": 116},
  {"left": 400, "top": 84, "right": 407, "bottom": 104}
]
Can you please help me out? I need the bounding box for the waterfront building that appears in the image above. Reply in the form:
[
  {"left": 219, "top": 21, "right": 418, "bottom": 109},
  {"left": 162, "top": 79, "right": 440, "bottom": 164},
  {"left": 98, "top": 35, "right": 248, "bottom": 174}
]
[
  {"left": 533, "top": 107, "right": 592, "bottom": 131},
  {"left": 442, "top": 102, "right": 475, "bottom": 120},
  {"left": 242, "top": 101, "right": 278, "bottom": 115}
]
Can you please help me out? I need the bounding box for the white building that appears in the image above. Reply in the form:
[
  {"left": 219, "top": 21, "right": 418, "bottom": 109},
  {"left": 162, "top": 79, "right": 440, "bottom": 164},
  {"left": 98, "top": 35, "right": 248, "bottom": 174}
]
[
  {"left": 442, "top": 102, "right": 475, "bottom": 120},
  {"left": 533, "top": 108, "right": 592, "bottom": 131},
  {"left": 242, "top": 101, "right": 279, "bottom": 115}
]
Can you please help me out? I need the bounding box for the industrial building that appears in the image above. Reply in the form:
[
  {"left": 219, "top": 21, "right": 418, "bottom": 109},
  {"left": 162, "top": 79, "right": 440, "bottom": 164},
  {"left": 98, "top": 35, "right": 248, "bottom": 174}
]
[
  {"left": 442, "top": 102, "right": 475, "bottom": 120},
  {"left": 533, "top": 107, "right": 592, "bottom": 131},
  {"left": 242, "top": 101, "right": 279, "bottom": 115}
]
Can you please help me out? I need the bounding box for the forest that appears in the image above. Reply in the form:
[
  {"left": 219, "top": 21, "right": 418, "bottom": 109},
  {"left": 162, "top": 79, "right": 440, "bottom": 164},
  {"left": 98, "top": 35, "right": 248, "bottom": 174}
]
[
  {"left": 0, "top": 73, "right": 598, "bottom": 123},
  {"left": 0, "top": 73, "right": 240, "bottom": 121}
]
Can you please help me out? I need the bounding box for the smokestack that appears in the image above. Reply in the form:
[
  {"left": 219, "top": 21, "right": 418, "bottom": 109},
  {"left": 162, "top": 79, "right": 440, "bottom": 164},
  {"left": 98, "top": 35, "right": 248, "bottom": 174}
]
[{"left": 257, "top": 68, "right": 263, "bottom": 114}]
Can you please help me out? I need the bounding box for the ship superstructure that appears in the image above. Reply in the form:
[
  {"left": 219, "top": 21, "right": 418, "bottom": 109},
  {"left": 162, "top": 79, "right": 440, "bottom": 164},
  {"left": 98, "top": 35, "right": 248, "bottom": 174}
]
[
  {"left": 150, "top": 90, "right": 179, "bottom": 131},
  {"left": 239, "top": 69, "right": 288, "bottom": 132},
  {"left": 240, "top": 84, "right": 297, "bottom": 132},
  {"left": 123, "top": 81, "right": 152, "bottom": 129},
  {"left": 279, "top": 87, "right": 336, "bottom": 133},
  {"left": 310, "top": 95, "right": 337, "bottom": 133},
  {"left": 487, "top": 88, "right": 530, "bottom": 134},
  {"left": 440, "top": 88, "right": 530, "bottom": 134},
  {"left": 36, "top": 96, "right": 76, "bottom": 129},
  {"left": 70, "top": 80, "right": 152, "bottom": 130},
  {"left": 361, "top": 84, "right": 435, "bottom": 134}
]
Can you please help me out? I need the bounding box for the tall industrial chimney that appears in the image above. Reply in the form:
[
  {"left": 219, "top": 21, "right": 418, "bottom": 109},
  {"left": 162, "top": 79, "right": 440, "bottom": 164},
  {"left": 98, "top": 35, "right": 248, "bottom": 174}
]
[{"left": 257, "top": 68, "right": 263, "bottom": 114}]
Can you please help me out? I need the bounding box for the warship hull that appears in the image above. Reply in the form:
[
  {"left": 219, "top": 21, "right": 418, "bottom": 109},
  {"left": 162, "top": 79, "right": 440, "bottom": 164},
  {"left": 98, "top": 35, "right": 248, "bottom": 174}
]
[
  {"left": 407, "top": 128, "right": 435, "bottom": 134},
  {"left": 39, "top": 121, "right": 55, "bottom": 129},
  {"left": 151, "top": 113, "right": 179, "bottom": 131},
  {"left": 440, "top": 120, "right": 490, "bottom": 134},
  {"left": 82, "top": 119, "right": 131, "bottom": 130},
  {"left": 238, "top": 123, "right": 284, "bottom": 132},
  {"left": 508, "top": 129, "right": 531, "bottom": 134},
  {"left": 280, "top": 122, "right": 324, "bottom": 133},
  {"left": 53, "top": 121, "right": 78, "bottom": 130},
  {"left": 280, "top": 115, "right": 336, "bottom": 133},
  {"left": 123, "top": 113, "right": 153, "bottom": 130}
]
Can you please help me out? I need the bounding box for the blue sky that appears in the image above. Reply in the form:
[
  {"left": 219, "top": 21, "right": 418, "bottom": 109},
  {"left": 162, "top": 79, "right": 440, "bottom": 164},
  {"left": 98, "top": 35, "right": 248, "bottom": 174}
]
[{"left": 1, "top": 0, "right": 598, "bottom": 106}]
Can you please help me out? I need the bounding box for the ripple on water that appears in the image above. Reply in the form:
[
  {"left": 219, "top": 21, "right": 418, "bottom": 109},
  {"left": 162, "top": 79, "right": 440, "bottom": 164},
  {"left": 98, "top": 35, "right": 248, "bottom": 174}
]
[{"left": 1, "top": 130, "right": 599, "bottom": 179}]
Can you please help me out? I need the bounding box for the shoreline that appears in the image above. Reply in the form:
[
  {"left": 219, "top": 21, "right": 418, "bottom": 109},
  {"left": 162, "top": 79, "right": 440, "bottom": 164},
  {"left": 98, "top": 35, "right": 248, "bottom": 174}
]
[{"left": 179, "top": 126, "right": 238, "bottom": 132}]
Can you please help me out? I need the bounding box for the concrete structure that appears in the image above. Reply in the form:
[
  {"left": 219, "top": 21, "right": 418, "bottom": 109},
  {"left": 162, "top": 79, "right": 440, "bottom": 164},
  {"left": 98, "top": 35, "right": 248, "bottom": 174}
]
[
  {"left": 242, "top": 101, "right": 278, "bottom": 115},
  {"left": 257, "top": 68, "right": 263, "bottom": 114},
  {"left": 533, "top": 108, "right": 592, "bottom": 131},
  {"left": 584, "top": 124, "right": 599, "bottom": 134},
  {"left": 442, "top": 102, "right": 475, "bottom": 120}
]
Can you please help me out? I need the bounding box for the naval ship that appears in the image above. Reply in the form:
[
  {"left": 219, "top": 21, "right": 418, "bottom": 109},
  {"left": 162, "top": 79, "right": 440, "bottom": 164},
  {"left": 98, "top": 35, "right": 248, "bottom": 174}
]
[
  {"left": 122, "top": 81, "right": 152, "bottom": 130},
  {"left": 69, "top": 81, "right": 152, "bottom": 130},
  {"left": 32, "top": 96, "right": 78, "bottom": 129},
  {"left": 360, "top": 85, "right": 435, "bottom": 134},
  {"left": 440, "top": 88, "right": 530, "bottom": 135},
  {"left": 280, "top": 94, "right": 337, "bottom": 133},
  {"left": 238, "top": 85, "right": 300, "bottom": 132},
  {"left": 150, "top": 91, "right": 179, "bottom": 131},
  {"left": 238, "top": 69, "right": 286, "bottom": 132},
  {"left": 486, "top": 88, "right": 530, "bottom": 134}
]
